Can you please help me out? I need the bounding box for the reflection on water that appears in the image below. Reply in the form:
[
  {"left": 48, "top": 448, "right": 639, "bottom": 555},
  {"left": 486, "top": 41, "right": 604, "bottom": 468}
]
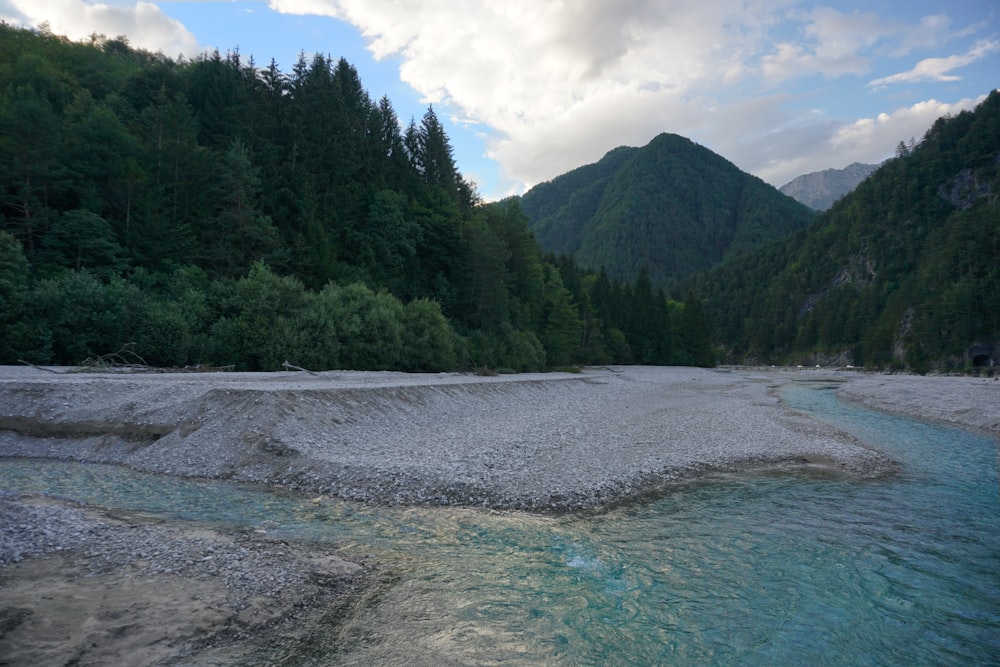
[{"left": 2, "top": 381, "right": 999, "bottom": 665}]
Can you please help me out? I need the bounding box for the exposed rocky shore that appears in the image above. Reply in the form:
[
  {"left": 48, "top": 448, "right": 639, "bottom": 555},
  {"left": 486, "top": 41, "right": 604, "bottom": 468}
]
[
  {"left": 0, "top": 493, "right": 371, "bottom": 665},
  {"left": 0, "top": 365, "right": 897, "bottom": 512},
  {"left": 2, "top": 365, "right": 997, "bottom": 665},
  {"left": 837, "top": 372, "right": 1000, "bottom": 434}
]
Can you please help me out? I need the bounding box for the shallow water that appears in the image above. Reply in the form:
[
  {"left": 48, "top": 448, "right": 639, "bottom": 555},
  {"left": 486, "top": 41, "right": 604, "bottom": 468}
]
[{"left": 2, "top": 381, "right": 999, "bottom": 665}]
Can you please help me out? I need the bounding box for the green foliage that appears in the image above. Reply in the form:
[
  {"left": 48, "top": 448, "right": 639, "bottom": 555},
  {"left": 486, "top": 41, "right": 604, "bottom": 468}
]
[
  {"left": 540, "top": 264, "right": 584, "bottom": 367},
  {"left": 324, "top": 282, "right": 405, "bottom": 371},
  {"left": 0, "top": 25, "right": 719, "bottom": 371},
  {"left": 401, "top": 298, "right": 458, "bottom": 371},
  {"left": 201, "top": 139, "right": 285, "bottom": 276},
  {"left": 37, "top": 209, "right": 124, "bottom": 275},
  {"left": 466, "top": 324, "right": 546, "bottom": 373},
  {"left": 520, "top": 134, "right": 814, "bottom": 285},
  {"left": 209, "top": 262, "right": 314, "bottom": 371},
  {"left": 0, "top": 232, "right": 31, "bottom": 361},
  {"left": 26, "top": 272, "right": 144, "bottom": 364},
  {"left": 690, "top": 91, "right": 1000, "bottom": 370}
]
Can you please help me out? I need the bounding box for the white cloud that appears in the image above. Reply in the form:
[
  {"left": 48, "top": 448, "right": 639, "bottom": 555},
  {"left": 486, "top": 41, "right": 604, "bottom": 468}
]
[
  {"left": 269, "top": 0, "right": 805, "bottom": 190},
  {"left": 2, "top": 0, "right": 202, "bottom": 59},
  {"left": 868, "top": 39, "right": 1000, "bottom": 88},
  {"left": 267, "top": 0, "right": 996, "bottom": 197},
  {"left": 759, "top": 8, "right": 901, "bottom": 83},
  {"left": 753, "top": 95, "right": 989, "bottom": 186}
]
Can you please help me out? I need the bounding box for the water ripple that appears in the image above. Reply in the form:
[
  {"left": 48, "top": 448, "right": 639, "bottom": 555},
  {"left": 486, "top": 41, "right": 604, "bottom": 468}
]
[{"left": 2, "top": 383, "right": 999, "bottom": 665}]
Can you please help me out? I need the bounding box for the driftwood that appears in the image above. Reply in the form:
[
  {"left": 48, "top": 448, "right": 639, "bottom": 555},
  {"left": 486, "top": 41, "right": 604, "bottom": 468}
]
[
  {"left": 16, "top": 360, "right": 69, "bottom": 374},
  {"left": 282, "top": 360, "right": 318, "bottom": 375},
  {"left": 81, "top": 343, "right": 151, "bottom": 370},
  {"left": 19, "top": 344, "right": 236, "bottom": 374}
]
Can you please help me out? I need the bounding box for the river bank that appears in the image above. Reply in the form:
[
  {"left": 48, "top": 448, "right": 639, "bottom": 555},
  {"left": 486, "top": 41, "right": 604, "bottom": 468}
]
[
  {"left": 0, "top": 493, "right": 371, "bottom": 665},
  {"left": 0, "top": 365, "right": 897, "bottom": 512},
  {"left": 2, "top": 366, "right": 997, "bottom": 665}
]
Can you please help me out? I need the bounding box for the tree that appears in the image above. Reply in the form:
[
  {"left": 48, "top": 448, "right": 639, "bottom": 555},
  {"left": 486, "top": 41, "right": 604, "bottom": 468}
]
[
  {"left": 0, "top": 84, "right": 64, "bottom": 256},
  {"left": 0, "top": 232, "right": 32, "bottom": 362},
  {"left": 202, "top": 138, "right": 285, "bottom": 276},
  {"left": 209, "top": 262, "right": 313, "bottom": 370},
  {"left": 540, "top": 263, "right": 583, "bottom": 367},
  {"left": 460, "top": 218, "right": 510, "bottom": 330},
  {"left": 681, "top": 291, "right": 714, "bottom": 367},
  {"left": 401, "top": 298, "right": 457, "bottom": 371},
  {"left": 37, "top": 209, "right": 124, "bottom": 275},
  {"left": 412, "top": 106, "right": 477, "bottom": 211}
]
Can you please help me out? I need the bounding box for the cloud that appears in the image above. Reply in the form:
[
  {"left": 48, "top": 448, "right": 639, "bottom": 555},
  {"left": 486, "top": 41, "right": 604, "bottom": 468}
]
[
  {"left": 269, "top": 0, "right": 809, "bottom": 188},
  {"left": 868, "top": 39, "right": 1000, "bottom": 88},
  {"left": 753, "top": 95, "right": 988, "bottom": 186},
  {"left": 759, "top": 8, "right": 904, "bottom": 83},
  {"left": 1, "top": 0, "right": 201, "bottom": 59},
  {"left": 266, "top": 0, "right": 996, "bottom": 197},
  {"left": 17, "top": 0, "right": 984, "bottom": 198}
]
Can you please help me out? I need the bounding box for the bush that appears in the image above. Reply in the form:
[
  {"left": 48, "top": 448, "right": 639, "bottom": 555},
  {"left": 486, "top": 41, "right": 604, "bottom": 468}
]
[
  {"left": 26, "top": 271, "right": 146, "bottom": 364},
  {"left": 401, "top": 298, "right": 457, "bottom": 371},
  {"left": 465, "top": 324, "right": 545, "bottom": 373}
]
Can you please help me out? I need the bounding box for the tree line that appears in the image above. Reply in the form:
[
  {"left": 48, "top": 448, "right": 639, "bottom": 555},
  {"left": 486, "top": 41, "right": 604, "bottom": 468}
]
[
  {"left": 0, "top": 25, "right": 713, "bottom": 371},
  {"left": 684, "top": 90, "right": 1000, "bottom": 371}
]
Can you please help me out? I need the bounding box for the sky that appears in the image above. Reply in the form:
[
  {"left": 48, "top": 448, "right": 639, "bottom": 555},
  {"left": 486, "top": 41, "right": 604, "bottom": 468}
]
[{"left": 2, "top": 1, "right": 997, "bottom": 200}]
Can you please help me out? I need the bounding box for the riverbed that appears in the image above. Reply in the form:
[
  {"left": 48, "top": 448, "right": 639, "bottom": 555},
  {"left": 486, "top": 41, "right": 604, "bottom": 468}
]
[{"left": 1, "top": 367, "right": 998, "bottom": 664}]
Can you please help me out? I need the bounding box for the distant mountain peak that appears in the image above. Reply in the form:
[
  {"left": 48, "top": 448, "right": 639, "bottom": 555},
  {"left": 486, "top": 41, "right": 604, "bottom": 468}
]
[{"left": 779, "top": 162, "right": 881, "bottom": 210}]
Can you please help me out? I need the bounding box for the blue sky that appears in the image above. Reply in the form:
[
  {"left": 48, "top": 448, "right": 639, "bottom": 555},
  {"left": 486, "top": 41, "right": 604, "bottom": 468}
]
[{"left": 3, "top": 1, "right": 997, "bottom": 200}]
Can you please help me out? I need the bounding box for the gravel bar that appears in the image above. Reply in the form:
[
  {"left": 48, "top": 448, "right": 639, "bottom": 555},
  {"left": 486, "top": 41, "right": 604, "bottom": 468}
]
[
  {"left": 3, "top": 365, "right": 997, "bottom": 665},
  {"left": 0, "top": 365, "right": 899, "bottom": 512}
]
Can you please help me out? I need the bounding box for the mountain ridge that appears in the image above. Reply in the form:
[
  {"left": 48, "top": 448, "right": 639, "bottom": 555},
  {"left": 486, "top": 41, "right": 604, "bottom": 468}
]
[
  {"left": 689, "top": 90, "right": 1000, "bottom": 369},
  {"left": 519, "top": 133, "right": 815, "bottom": 284},
  {"left": 779, "top": 162, "right": 881, "bottom": 210}
]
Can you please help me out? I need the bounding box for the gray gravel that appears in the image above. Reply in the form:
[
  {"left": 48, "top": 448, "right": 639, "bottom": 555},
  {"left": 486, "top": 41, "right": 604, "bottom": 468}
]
[
  {"left": 838, "top": 373, "right": 1000, "bottom": 434},
  {"left": 5, "top": 365, "right": 996, "bottom": 665},
  {"left": 0, "top": 494, "right": 361, "bottom": 592},
  {"left": 0, "top": 365, "right": 897, "bottom": 512},
  {"left": 0, "top": 493, "right": 369, "bottom": 664}
]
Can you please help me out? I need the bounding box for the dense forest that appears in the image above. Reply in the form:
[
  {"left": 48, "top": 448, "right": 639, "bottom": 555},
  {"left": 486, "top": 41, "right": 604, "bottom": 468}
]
[
  {"left": 519, "top": 133, "right": 816, "bottom": 284},
  {"left": 686, "top": 90, "right": 1000, "bottom": 371},
  {"left": 0, "top": 25, "right": 714, "bottom": 371}
]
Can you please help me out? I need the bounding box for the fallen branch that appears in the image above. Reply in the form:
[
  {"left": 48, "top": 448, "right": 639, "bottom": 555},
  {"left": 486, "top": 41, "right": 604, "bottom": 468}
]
[
  {"left": 17, "top": 360, "right": 69, "bottom": 374},
  {"left": 81, "top": 343, "right": 152, "bottom": 372},
  {"left": 282, "top": 360, "right": 318, "bottom": 376}
]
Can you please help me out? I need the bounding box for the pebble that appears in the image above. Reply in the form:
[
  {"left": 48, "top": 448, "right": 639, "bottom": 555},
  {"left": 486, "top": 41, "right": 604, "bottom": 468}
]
[
  {"left": 0, "top": 366, "right": 914, "bottom": 514},
  {"left": 0, "top": 495, "right": 366, "bottom": 614}
]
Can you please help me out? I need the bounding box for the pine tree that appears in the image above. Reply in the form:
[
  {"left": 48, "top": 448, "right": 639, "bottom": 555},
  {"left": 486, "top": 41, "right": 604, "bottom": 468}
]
[{"left": 202, "top": 139, "right": 285, "bottom": 276}]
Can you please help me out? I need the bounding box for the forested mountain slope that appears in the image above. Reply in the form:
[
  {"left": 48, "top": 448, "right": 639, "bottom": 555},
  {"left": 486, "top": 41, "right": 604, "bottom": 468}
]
[
  {"left": 520, "top": 134, "right": 815, "bottom": 284},
  {"left": 0, "top": 25, "right": 714, "bottom": 371},
  {"left": 779, "top": 162, "right": 880, "bottom": 210},
  {"left": 688, "top": 91, "right": 1000, "bottom": 370}
]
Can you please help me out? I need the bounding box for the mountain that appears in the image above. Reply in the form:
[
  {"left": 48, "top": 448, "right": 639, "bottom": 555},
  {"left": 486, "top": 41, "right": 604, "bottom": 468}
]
[
  {"left": 520, "top": 134, "right": 815, "bottom": 285},
  {"left": 779, "top": 162, "right": 880, "bottom": 210},
  {"left": 689, "top": 90, "right": 1000, "bottom": 370}
]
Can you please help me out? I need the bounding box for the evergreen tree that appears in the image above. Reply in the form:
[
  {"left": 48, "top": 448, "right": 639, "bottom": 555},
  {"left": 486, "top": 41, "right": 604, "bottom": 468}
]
[
  {"left": 540, "top": 263, "right": 584, "bottom": 367},
  {"left": 202, "top": 138, "right": 285, "bottom": 276}
]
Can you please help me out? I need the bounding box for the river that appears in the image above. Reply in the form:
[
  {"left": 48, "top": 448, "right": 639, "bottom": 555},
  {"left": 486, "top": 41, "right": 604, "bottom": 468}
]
[{"left": 2, "top": 379, "right": 998, "bottom": 665}]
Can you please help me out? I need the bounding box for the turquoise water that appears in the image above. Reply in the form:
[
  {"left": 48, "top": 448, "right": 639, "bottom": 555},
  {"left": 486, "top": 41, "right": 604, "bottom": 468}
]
[{"left": 2, "top": 381, "right": 999, "bottom": 665}]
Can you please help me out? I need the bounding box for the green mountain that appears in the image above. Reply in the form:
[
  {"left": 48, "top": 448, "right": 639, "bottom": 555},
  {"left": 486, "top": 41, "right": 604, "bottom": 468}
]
[
  {"left": 689, "top": 90, "right": 1000, "bottom": 370},
  {"left": 520, "top": 133, "right": 816, "bottom": 284}
]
